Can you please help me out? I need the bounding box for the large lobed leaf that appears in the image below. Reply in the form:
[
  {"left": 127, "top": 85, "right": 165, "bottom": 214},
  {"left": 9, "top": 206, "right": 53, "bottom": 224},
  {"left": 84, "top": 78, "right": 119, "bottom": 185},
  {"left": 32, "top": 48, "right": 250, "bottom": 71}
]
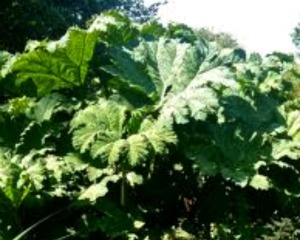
[
  {"left": 103, "top": 37, "right": 245, "bottom": 125},
  {"left": 71, "top": 100, "right": 177, "bottom": 166},
  {"left": 11, "top": 28, "right": 98, "bottom": 96}
]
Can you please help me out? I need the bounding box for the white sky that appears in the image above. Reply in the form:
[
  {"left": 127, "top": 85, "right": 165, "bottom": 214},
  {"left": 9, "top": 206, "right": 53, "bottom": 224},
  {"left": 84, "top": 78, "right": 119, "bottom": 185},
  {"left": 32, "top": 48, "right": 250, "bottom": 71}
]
[{"left": 145, "top": 0, "right": 300, "bottom": 55}]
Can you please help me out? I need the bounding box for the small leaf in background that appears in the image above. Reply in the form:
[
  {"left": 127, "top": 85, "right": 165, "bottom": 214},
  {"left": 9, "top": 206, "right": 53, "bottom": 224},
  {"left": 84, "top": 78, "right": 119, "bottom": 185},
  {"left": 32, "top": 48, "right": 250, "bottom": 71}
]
[
  {"left": 63, "top": 153, "right": 88, "bottom": 172},
  {"left": 249, "top": 174, "right": 270, "bottom": 190},
  {"left": 133, "top": 220, "right": 145, "bottom": 229},
  {"left": 79, "top": 175, "right": 120, "bottom": 202},
  {"left": 31, "top": 93, "right": 63, "bottom": 122},
  {"left": 79, "top": 182, "right": 109, "bottom": 202},
  {"left": 8, "top": 96, "right": 34, "bottom": 117},
  {"left": 126, "top": 172, "right": 143, "bottom": 187}
]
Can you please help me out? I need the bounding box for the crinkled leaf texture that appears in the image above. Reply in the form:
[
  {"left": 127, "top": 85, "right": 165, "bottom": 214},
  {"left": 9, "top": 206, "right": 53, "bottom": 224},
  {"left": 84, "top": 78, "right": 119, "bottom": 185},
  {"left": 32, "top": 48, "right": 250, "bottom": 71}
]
[
  {"left": 103, "top": 37, "right": 244, "bottom": 125},
  {"left": 286, "top": 110, "right": 300, "bottom": 140},
  {"left": 0, "top": 51, "right": 15, "bottom": 79},
  {"left": 30, "top": 93, "right": 64, "bottom": 123},
  {"left": 109, "top": 42, "right": 283, "bottom": 186},
  {"left": 88, "top": 11, "right": 138, "bottom": 45},
  {"left": 11, "top": 28, "right": 98, "bottom": 96},
  {"left": 71, "top": 100, "right": 177, "bottom": 166},
  {"left": 183, "top": 54, "right": 299, "bottom": 187}
]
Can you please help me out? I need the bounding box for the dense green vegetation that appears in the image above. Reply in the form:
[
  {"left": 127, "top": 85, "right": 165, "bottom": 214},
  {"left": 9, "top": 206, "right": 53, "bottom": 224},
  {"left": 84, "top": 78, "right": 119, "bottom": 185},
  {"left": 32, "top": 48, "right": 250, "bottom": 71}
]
[{"left": 1, "top": 10, "right": 300, "bottom": 240}]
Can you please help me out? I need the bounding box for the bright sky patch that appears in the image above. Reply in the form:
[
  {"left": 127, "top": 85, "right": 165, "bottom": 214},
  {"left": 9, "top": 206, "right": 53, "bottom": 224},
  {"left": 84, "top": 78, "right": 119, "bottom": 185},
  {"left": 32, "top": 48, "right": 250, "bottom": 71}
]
[{"left": 146, "top": 0, "right": 300, "bottom": 54}]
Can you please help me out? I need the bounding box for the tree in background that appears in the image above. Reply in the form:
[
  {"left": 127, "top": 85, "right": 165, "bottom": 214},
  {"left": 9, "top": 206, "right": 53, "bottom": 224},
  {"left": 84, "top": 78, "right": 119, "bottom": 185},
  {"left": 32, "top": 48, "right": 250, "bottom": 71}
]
[
  {"left": 163, "top": 23, "right": 239, "bottom": 50},
  {"left": 292, "top": 23, "right": 300, "bottom": 55},
  {"left": 196, "top": 27, "right": 239, "bottom": 49},
  {"left": 0, "top": 0, "right": 165, "bottom": 52}
]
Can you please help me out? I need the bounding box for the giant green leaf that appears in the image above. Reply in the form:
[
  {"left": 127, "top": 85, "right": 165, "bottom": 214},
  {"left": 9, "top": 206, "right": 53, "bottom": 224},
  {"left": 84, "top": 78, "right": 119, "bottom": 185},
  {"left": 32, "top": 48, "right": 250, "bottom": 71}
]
[
  {"left": 71, "top": 101, "right": 128, "bottom": 154},
  {"left": 103, "top": 37, "right": 244, "bottom": 125},
  {"left": 12, "top": 28, "right": 98, "bottom": 96},
  {"left": 71, "top": 100, "right": 177, "bottom": 166}
]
